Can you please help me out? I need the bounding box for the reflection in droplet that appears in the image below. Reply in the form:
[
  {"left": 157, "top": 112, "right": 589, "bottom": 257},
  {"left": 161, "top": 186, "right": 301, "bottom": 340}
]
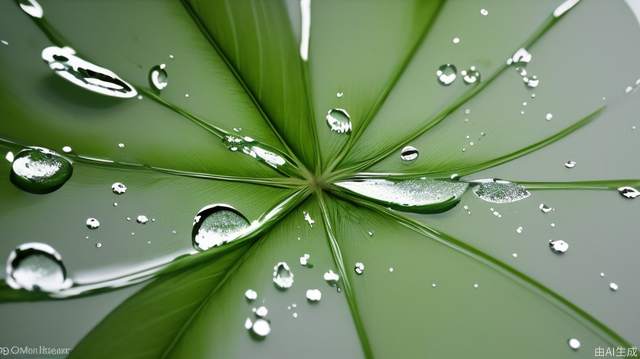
[
  {"left": 564, "top": 160, "right": 576, "bottom": 169},
  {"left": 472, "top": 179, "right": 531, "bottom": 204},
  {"left": 400, "top": 146, "right": 419, "bottom": 162},
  {"left": 618, "top": 186, "right": 640, "bottom": 199},
  {"left": 323, "top": 270, "right": 339, "bottom": 284},
  {"left": 461, "top": 66, "right": 481, "bottom": 84},
  {"left": 10, "top": 147, "right": 72, "bottom": 194},
  {"left": 549, "top": 239, "right": 569, "bottom": 254},
  {"left": 273, "top": 262, "right": 294, "bottom": 289},
  {"left": 111, "top": 182, "right": 127, "bottom": 194},
  {"left": 5, "top": 242, "right": 72, "bottom": 292},
  {"left": 436, "top": 64, "right": 457, "bottom": 85},
  {"left": 192, "top": 205, "right": 250, "bottom": 251},
  {"left": 18, "top": 0, "right": 43, "bottom": 18},
  {"left": 325, "top": 108, "right": 352, "bottom": 134},
  {"left": 149, "top": 64, "right": 168, "bottom": 91},
  {"left": 539, "top": 203, "right": 554, "bottom": 213},
  {"left": 42, "top": 46, "right": 137, "bottom": 98},
  {"left": 508, "top": 48, "right": 532, "bottom": 65},
  {"left": 354, "top": 262, "right": 365, "bottom": 275},
  {"left": 245, "top": 289, "right": 257, "bottom": 301},
  {"left": 306, "top": 289, "right": 322, "bottom": 302},
  {"left": 86, "top": 218, "right": 100, "bottom": 229},
  {"left": 336, "top": 178, "right": 468, "bottom": 213},
  {"left": 567, "top": 338, "right": 581, "bottom": 350}
]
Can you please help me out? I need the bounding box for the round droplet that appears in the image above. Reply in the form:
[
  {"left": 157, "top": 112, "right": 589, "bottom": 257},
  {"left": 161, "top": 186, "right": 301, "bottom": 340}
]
[
  {"left": 117, "top": 143, "right": 125, "bottom": 149},
  {"left": 95, "top": 242, "right": 103, "bottom": 248},
  {"left": 400, "top": 146, "right": 419, "bottom": 161},
  {"left": 564, "top": 160, "right": 576, "bottom": 169},
  {"left": 545, "top": 113, "right": 553, "bottom": 121},
  {"left": 323, "top": 270, "right": 340, "bottom": 284},
  {"left": 472, "top": 179, "right": 531, "bottom": 204},
  {"left": 325, "top": 108, "right": 352, "bottom": 134},
  {"left": 244, "top": 318, "right": 253, "bottom": 330},
  {"left": 245, "top": 289, "right": 257, "bottom": 301},
  {"left": 568, "top": 338, "right": 581, "bottom": 350},
  {"left": 251, "top": 319, "right": 271, "bottom": 337},
  {"left": 10, "top": 147, "right": 73, "bottom": 194},
  {"left": 480, "top": 8, "right": 489, "bottom": 16},
  {"left": 255, "top": 306, "right": 268, "bottom": 318},
  {"left": 354, "top": 262, "right": 365, "bottom": 275},
  {"left": 5, "top": 242, "right": 72, "bottom": 292},
  {"left": 306, "top": 289, "right": 322, "bottom": 302},
  {"left": 273, "top": 262, "right": 294, "bottom": 289},
  {"left": 452, "top": 37, "right": 460, "bottom": 44},
  {"left": 539, "top": 203, "right": 554, "bottom": 213},
  {"left": 62, "top": 146, "right": 72, "bottom": 153},
  {"left": 617, "top": 186, "right": 640, "bottom": 199},
  {"left": 111, "top": 182, "right": 127, "bottom": 194},
  {"left": 149, "top": 64, "right": 168, "bottom": 91},
  {"left": 192, "top": 205, "right": 250, "bottom": 251},
  {"left": 136, "top": 215, "right": 149, "bottom": 224},
  {"left": 18, "top": 0, "right": 43, "bottom": 18},
  {"left": 609, "top": 282, "right": 619, "bottom": 292},
  {"left": 436, "top": 64, "right": 457, "bottom": 86},
  {"left": 336, "top": 91, "right": 344, "bottom": 98},
  {"left": 86, "top": 218, "right": 100, "bottom": 229},
  {"left": 549, "top": 239, "right": 569, "bottom": 254},
  {"left": 516, "top": 226, "right": 524, "bottom": 234},
  {"left": 461, "top": 66, "right": 481, "bottom": 84}
]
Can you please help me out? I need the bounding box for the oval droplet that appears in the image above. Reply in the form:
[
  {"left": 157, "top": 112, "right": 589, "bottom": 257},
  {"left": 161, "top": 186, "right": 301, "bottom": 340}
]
[
  {"left": 41, "top": 46, "right": 137, "bottom": 98},
  {"left": 549, "top": 239, "right": 569, "bottom": 254},
  {"left": 192, "top": 204, "right": 250, "bottom": 251},
  {"left": 400, "top": 146, "right": 419, "bottom": 162},
  {"left": 539, "top": 203, "right": 554, "bottom": 213},
  {"left": 472, "top": 179, "right": 531, "bottom": 204},
  {"left": 5, "top": 242, "right": 72, "bottom": 292},
  {"left": 18, "top": 0, "right": 43, "bottom": 18},
  {"left": 111, "top": 182, "right": 127, "bottom": 194},
  {"left": 436, "top": 64, "right": 457, "bottom": 86},
  {"left": 354, "top": 262, "right": 365, "bottom": 275},
  {"left": 323, "top": 270, "right": 340, "bottom": 284},
  {"left": 567, "top": 338, "right": 581, "bottom": 350},
  {"left": 461, "top": 66, "right": 481, "bottom": 84},
  {"left": 325, "top": 108, "right": 352, "bottom": 134},
  {"left": 609, "top": 282, "right": 619, "bottom": 292},
  {"left": 149, "top": 64, "right": 168, "bottom": 91},
  {"left": 617, "top": 186, "right": 640, "bottom": 199},
  {"left": 564, "top": 160, "right": 576, "bottom": 169},
  {"left": 255, "top": 306, "right": 268, "bottom": 318},
  {"left": 306, "top": 289, "right": 322, "bottom": 302},
  {"left": 86, "top": 218, "right": 100, "bottom": 229},
  {"left": 10, "top": 147, "right": 72, "bottom": 194},
  {"left": 273, "top": 262, "right": 294, "bottom": 289},
  {"left": 245, "top": 289, "right": 257, "bottom": 301}
]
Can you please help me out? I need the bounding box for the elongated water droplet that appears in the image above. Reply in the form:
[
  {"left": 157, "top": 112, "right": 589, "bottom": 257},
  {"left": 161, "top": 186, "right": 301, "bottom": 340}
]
[
  {"left": 567, "top": 338, "right": 581, "bottom": 350},
  {"left": 5, "top": 242, "right": 72, "bottom": 292},
  {"left": 549, "top": 239, "right": 569, "bottom": 254},
  {"left": 245, "top": 289, "right": 257, "bottom": 301},
  {"left": 18, "top": 0, "right": 43, "bottom": 18},
  {"left": 10, "top": 147, "right": 72, "bottom": 194},
  {"left": 452, "top": 37, "right": 461, "bottom": 44},
  {"left": 461, "top": 66, "right": 481, "bottom": 84},
  {"left": 436, "top": 64, "right": 457, "bottom": 85},
  {"left": 325, "top": 108, "right": 352, "bottom": 134},
  {"left": 41, "top": 46, "right": 137, "bottom": 98},
  {"left": 244, "top": 318, "right": 253, "bottom": 330},
  {"left": 149, "top": 64, "right": 168, "bottom": 91},
  {"left": 354, "top": 262, "right": 365, "bottom": 275},
  {"left": 609, "top": 282, "right": 619, "bottom": 291},
  {"left": 323, "top": 270, "right": 339, "bottom": 284},
  {"left": 554, "top": 0, "right": 580, "bottom": 17},
  {"left": 136, "top": 215, "right": 149, "bottom": 224},
  {"left": 192, "top": 205, "right": 250, "bottom": 251},
  {"left": 86, "top": 218, "right": 100, "bottom": 229},
  {"left": 299, "top": 0, "right": 311, "bottom": 61},
  {"left": 336, "top": 178, "right": 468, "bottom": 213},
  {"left": 564, "top": 160, "right": 576, "bottom": 168},
  {"left": 480, "top": 8, "right": 489, "bottom": 16},
  {"left": 306, "top": 289, "right": 322, "bottom": 302},
  {"left": 509, "top": 48, "right": 532, "bottom": 65},
  {"left": 252, "top": 319, "right": 271, "bottom": 337},
  {"left": 273, "top": 262, "right": 294, "bottom": 289},
  {"left": 400, "top": 146, "right": 419, "bottom": 161},
  {"left": 472, "top": 179, "right": 531, "bottom": 204},
  {"left": 222, "top": 135, "right": 293, "bottom": 173},
  {"left": 618, "top": 186, "right": 640, "bottom": 199},
  {"left": 111, "top": 182, "right": 127, "bottom": 194}
]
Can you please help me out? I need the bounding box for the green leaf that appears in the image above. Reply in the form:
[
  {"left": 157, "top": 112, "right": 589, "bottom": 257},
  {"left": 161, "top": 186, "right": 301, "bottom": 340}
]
[{"left": 0, "top": 0, "right": 639, "bottom": 357}]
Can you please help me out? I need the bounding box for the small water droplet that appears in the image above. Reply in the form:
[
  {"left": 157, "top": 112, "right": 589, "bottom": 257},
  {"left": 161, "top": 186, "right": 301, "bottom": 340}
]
[
  {"left": 354, "top": 262, "right": 365, "bottom": 275},
  {"left": 400, "top": 146, "right": 419, "bottom": 161},
  {"left": 18, "top": 0, "right": 43, "bottom": 18},
  {"left": 461, "top": 66, "right": 481, "bottom": 84},
  {"left": 303, "top": 211, "right": 315, "bottom": 227},
  {"left": 336, "top": 91, "right": 344, "bottom": 98},
  {"left": 255, "top": 306, "right": 268, "bottom": 318},
  {"left": 117, "top": 143, "right": 125, "bottom": 149},
  {"left": 567, "top": 338, "right": 581, "bottom": 350},
  {"left": 525, "top": 75, "right": 539, "bottom": 88},
  {"left": 389, "top": 267, "right": 394, "bottom": 273},
  {"left": 325, "top": 108, "right": 352, "bottom": 134},
  {"left": 244, "top": 289, "right": 257, "bottom": 301},
  {"left": 600, "top": 272, "right": 605, "bottom": 278},
  {"left": 617, "top": 186, "right": 640, "bottom": 199},
  {"left": 111, "top": 182, "right": 127, "bottom": 194},
  {"left": 564, "top": 160, "right": 576, "bottom": 168},
  {"left": 95, "top": 242, "right": 103, "bottom": 248},
  {"left": 472, "top": 179, "right": 531, "bottom": 203},
  {"left": 299, "top": 253, "right": 311, "bottom": 267},
  {"left": 609, "top": 282, "right": 619, "bottom": 291},
  {"left": 292, "top": 312, "right": 298, "bottom": 318},
  {"left": 367, "top": 231, "right": 374, "bottom": 237},
  {"left": 544, "top": 113, "right": 553, "bottom": 121},
  {"left": 86, "top": 218, "right": 100, "bottom": 229},
  {"left": 244, "top": 318, "right": 253, "bottom": 330},
  {"left": 473, "top": 283, "right": 479, "bottom": 288},
  {"left": 5, "top": 151, "right": 14, "bottom": 163},
  {"left": 549, "top": 239, "right": 569, "bottom": 254},
  {"left": 509, "top": 48, "right": 532, "bottom": 65},
  {"left": 5, "top": 242, "right": 72, "bottom": 292},
  {"left": 512, "top": 253, "right": 518, "bottom": 258},
  {"left": 273, "top": 262, "right": 294, "bottom": 289},
  {"left": 431, "top": 283, "right": 437, "bottom": 288},
  {"left": 480, "top": 8, "right": 489, "bottom": 16},
  {"left": 149, "top": 64, "right": 168, "bottom": 91},
  {"left": 306, "top": 289, "right": 322, "bottom": 302},
  {"left": 113, "top": 202, "right": 118, "bottom": 207},
  {"left": 10, "top": 147, "right": 72, "bottom": 194},
  {"left": 539, "top": 203, "right": 554, "bottom": 213},
  {"left": 625, "top": 86, "right": 633, "bottom": 94},
  {"left": 251, "top": 319, "right": 271, "bottom": 337},
  {"left": 136, "top": 215, "right": 149, "bottom": 224},
  {"left": 324, "top": 270, "right": 340, "bottom": 285},
  {"left": 452, "top": 37, "right": 460, "bottom": 44},
  {"left": 192, "top": 205, "right": 250, "bottom": 251},
  {"left": 61, "top": 146, "right": 72, "bottom": 153},
  {"left": 436, "top": 64, "right": 457, "bottom": 85},
  {"left": 185, "top": 93, "right": 190, "bottom": 98}
]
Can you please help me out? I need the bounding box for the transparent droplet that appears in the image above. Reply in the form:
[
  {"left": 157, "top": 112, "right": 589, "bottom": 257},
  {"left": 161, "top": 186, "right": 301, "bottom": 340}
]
[
  {"left": 303, "top": 211, "right": 315, "bottom": 227},
  {"left": 564, "top": 160, "right": 576, "bottom": 169},
  {"left": 222, "top": 135, "right": 293, "bottom": 174},
  {"left": 461, "top": 66, "right": 481, "bottom": 84},
  {"left": 5, "top": 242, "right": 72, "bottom": 292},
  {"left": 273, "top": 262, "right": 294, "bottom": 289},
  {"left": 255, "top": 306, "right": 268, "bottom": 318},
  {"left": 111, "top": 182, "right": 127, "bottom": 194},
  {"left": 10, "top": 147, "right": 72, "bottom": 194},
  {"left": 617, "top": 186, "right": 640, "bottom": 199},
  {"left": 306, "top": 289, "right": 322, "bottom": 302},
  {"left": 354, "top": 262, "right": 365, "bottom": 275},
  {"left": 567, "top": 338, "right": 581, "bottom": 350},
  {"left": 609, "top": 282, "right": 619, "bottom": 291},
  {"left": 480, "top": 8, "right": 489, "bottom": 16},
  {"left": 251, "top": 319, "right": 271, "bottom": 337},
  {"left": 539, "top": 203, "right": 554, "bottom": 213},
  {"left": 473, "top": 283, "right": 479, "bottom": 288},
  {"left": 86, "top": 218, "right": 100, "bottom": 229},
  {"left": 96, "top": 242, "right": 103, "bottom": 248},
  {"left": 18, "top": 0, "right": 43, "bottom": 18},
  {"left": 136, "top": 215, "right": 149, "bottom": 224},
  {"left": 41, "top": 46, "right": 137, "bottom": 98},
  {"left": 1, "top": 40, "right": 8, "bottom": 46},
  {"left": 192, "top": 205, "right": 250, "bottom": 251},
  {"left": 472, "top": 179, "right": 531, "bottom": 203},
  {"left": 525, "top": 75, "right": 539, "bottom": 88},
  {"left": 436, "top": 64, "right": 457, "bottom": 85},
  {"left": 324, "top": 270, "right": 340, "bottom": 284},
  {"left": 149, "top": 64, "right": 168, "bottom": 91},
  {"left": 62, "top": 146, "right": 72, "bottom": 153},
  {"left": 400, "top": 146, "right": 419, "bottom": 161},
  {"left": 545, "top": 113, "right": 553, "bottom": 121},
  {"left": 389, "top": 267, "right": 394, "bottom": 272},
  {"left": 299, "top": 253, "right": 311, "bottom": 267},
  {"left": 549, "top": 239, "right": 569, "bottom": 254},
  {"left": 117, "top": 143, "right": 125, "bottom": 149},
  {"left": 509, "top": 48, "right": 532, "bottom": 65},
  {"left": 325, "top": 108, "right": 352, "bottom": 134}
]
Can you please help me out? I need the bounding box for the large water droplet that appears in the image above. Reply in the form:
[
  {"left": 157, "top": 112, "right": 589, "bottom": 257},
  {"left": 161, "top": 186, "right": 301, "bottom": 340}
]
[
  {"left": 508, "top": 48, "right": 532, "bottom": 65},
  {"left": 472, "top": 179, "right": 531, "bottom": 203},
  {"left": 273, "top": 262, "right": 294, "bottom": 289},
  {"left": 549, "top": 239, "right": 569, "bottom": 254},
  {"left": 10, "top": 147, "right": 72, "bottom": 194},
  {"left": 192, "top": 205, "right": 250, "bottom": 251},
  {"left": 306, "top": 289, "right": 322, "bottom": 302},
  {"left": 461, "top": 66, "right": 481, "bottom": 84},
  {"left": 18, "top": 0, "right": 43, "bottom": 18},
  {"left": 41, "top": 46, "right": 137, "bottom": 98},
  {"left": 400, "top": 146, "right": 419, "bottom": 162},
  {"left": 222, "top": 135, "right": 294, "bottom": 174},
  {"left": 251, "top": 319, "right": 271, "bottom": 337},
  {"left": 149, "top": 64, "right": 168, "bottom": 91},
  {"left": 436, "top": 64, "right": 457, "bottom": 85},
  {"left": 336, "top": 178, "right": 468, "bottom": 213},
  {"left": 618, "top": 186, "right": 640, "bottom": 199},
  {"left": 5, "top": 242, "right": 72, "bottom": 292},
  {"left": 325, "top": 108, "right": 352, "bottom": 134}
]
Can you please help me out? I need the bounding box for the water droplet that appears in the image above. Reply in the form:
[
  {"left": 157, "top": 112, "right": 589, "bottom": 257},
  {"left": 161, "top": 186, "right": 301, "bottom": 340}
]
[
  {"left": 5, "top": 242, "right": 72, "bottom": 292},
  {"left": 600, "top": 272, "right": 605, "bottom": 278},
  {"left": 10, "top": 147, "right": 72, "bottom": 194},
  {"left": 400, "top": 146, "right": 419, "bottom": 161},
  {"left": 473, "top": 283, "right": 479, "bottom": 288},
  {"left": 292, "top": 312, "right": 298, "bottom": 318},
  {"left": 525, "top": 75, "right": 539, "bottom": 88},
  {"left": 5, "top": 151, "right": 14, "bottom": 163},
  {"left": 617, "top": 186, "right": 640, "bottom": 199},
  {"left": 461, "top": 66, "right": 481, "bottom": 84},
  {"left": 62, "top": 146, "right": 72, "bottom": 153},
  {"left": 480, "top": 8, "right": 489, "bottom": 16},
  {"left": 431, "top": 283, "right": 437, "bottom": 288},
  {"left": 244, "top": 289, "right": 257, "bottom": 301},
  {"left": 306, "top": 289, "right": 322, "bottom": 302},
  {"left": 273, "top": 262, "right": 294, "bottom": 289},
  {"left": 244, "top": 318, "right": 253, "bottom": 330},
  {"left": 255, "top": 306, "right": 268, "bottom": 318},
  {"left": 41, "top": 46, "right": 137, "bottom": 98},
  {"left": 222, "top": 135, "right": 293, "bottom": 173},
  {"left": 111, "top": 182, "right": 127, "bottom": 194},
  {"left": 512, "top": 253, "right": 519, "bottom": 258},
  {"left": 1, "top": 40, "right": 8, "bottom": 46},
  {"left": 549, "top": 239, "right": 569, "bottom": 254},
  {"left": 564, "top": 160, "right": 576, "bottom": 168},
  {"left": 367, "top": 231, "right": 374, "bottom": 237},
  {"left": 18, "top": 0, "right": 43, "bottom": 18},
  {"left": 323, "top": 270, "right": 339, "bottom": 284},
  {"left": 472, "top": 179, "right": 531, "bottom": 203},
  {"left": 389, "top": 267, "right": 394, "bottom": 272},
  {"left": 149, "top": 64, "right": 168, "bottom": 91},
  {"left": 299, "top": 253, "right": 311, "bottom": 267},
  {"left": 95, "top": 242, "right": 103, "bottom": 248},
  {"left": 516, "top": 226, "right": 524, "bottom": 234},
  {"left": 117, "top": 143, "right": 125, "bottom": 149},
  {"left": 508, "top": 48, "right": 532, "bottom": 65},
  {"left": 303, "top": 211, "right": 315, "bottom": 227},
  {"left": 567, "top": 338, "right": 581, "bottom": 350},
  {"left": 336, "top": 91, "right": 344, "bottom": 98},
  {"left": 192, "top": 205, "right": 250, "bottom": 251},
  {"left": 554, "top": 0, "right": 581, "bottom": 18},
  {"left": 539, "top": 203, "right": 554, "bottom": 213},
  {"left": 354, "top": 262, "right": 365, "bottom": 275},
  {"left": 325, "top": 108, "right": 352, "bottom": 134},
  {"left": 335, "top": 178, "right": 468, "bottom": 213},
  {"left": 86, "top": 218, "right": 100, "bottom": 229},
  {"left": 436, "top": 64, "right": 457, "bottom": 85},
  {"left": 251, "top": 319, "right": 271, "bottom": 337},
  {"left": 299, "top": 0, "right": 311, "bottom": 61},
  {"left": 136, "top": 215, "right": 149, "bottom": 224},
  {"left": 452, "top": 37, "right": 460, "bottom": 44},
  {"left": 544, "top": 113, "right": 553, "bottom": 121},
  {"left": 609, "top": 282, "right": 619, "bottom": 291}
]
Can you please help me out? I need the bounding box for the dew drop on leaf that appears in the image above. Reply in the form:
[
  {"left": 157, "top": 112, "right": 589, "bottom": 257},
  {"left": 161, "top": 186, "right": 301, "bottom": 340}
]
[
  {"left": 609, "top": 282, "right": 619, "bottom": 292},
  {"left": 5, "top": 242, "right": 72, "bottom": 292},
  {"left": 461, "top": 66, "right": 481, "bottom": 84},
  {"left": 354, "top": 262, "right": 365, "bottom": 275},
  {"left": 251, "top": 319, "right": 271, "bottom": 337},
  {"left": 549, "top": 239, "right": 569, "bottom": 254},
  {"left": 5, "top": 151, "right": 14, "bottom": 163},
  {"left": 564, "top": 160, "right": 576, "bottom": 169},
  {"left": 480, "top": 8, "right": 489, "bottom": 16},
  {"left": 539, "top": 203, "right": 554, "bottom": 213},
  {"left": 61, "top": 146, "right": 72, "bottom": 153},
  {"left": 192, "top": 205, "right": 250, "bottom": 251},
  {"left": 400, "top": 146, "right": 419, "bottom": 161},
  {"left": 525, "top": 75, "right": 539, "bottom": 88},
  {"left": 244, "top": 289, "right": 257, "bottom": 301},
  {"left": 508, "top": 48, "right": 532, "bottom": 65},
  {"left": 545, "top": 113, "right": 553, "bottom": 121},
  {"left": 567, "top": 338, "right": 581, "bottom": 350},
  {"left": 306, "top": 289, "right": 322, "bottom": 302},
  {"left": 18, "top": 0, "right": 43, "bottom": 18},
  {"left": 303, "top": 211, "right": 315, "bottom": 227},
  {"left": 255, "top": 306, "right": 268, "bottom": 318},
  {"left": 299, "top": 253, "right": 311, "bottom": 267},
  {"left": 325, "top": 108, "right": 352, "bottom": 134},
  {"left": 111, "top": 182, "right": 127, "bottom": 194},
  {"left": 244, "top": 318, "right": 253, "bottom": 330},
  {"left": 617, "top": 186, "right": 640, "bottom": 199},
  {"left": 273, "top": 262, "right": 294, "bottom": 289},
  {"left": 436, "top": 64, "right": 457, "bottom": 85},
  {"left": 149, "top": 64, "right": 168, "bottom": 91},
  {"left": 554, "top": 0, "right": 581, "bottom": 18},
  {"left": 10, "top": 147, "right": 72, "bottom": 194},
  {"left": 86, "top": 218, "right": 100, "bottom": 229},
  {"left": 323, "top": 270, "right": 340, "bottom": 284},
  {"left": 136, "top": 215, "right": 149, "bottom": 224},
  {"left": 472, "top": 179, "right": 531, "bottom": 204}
]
